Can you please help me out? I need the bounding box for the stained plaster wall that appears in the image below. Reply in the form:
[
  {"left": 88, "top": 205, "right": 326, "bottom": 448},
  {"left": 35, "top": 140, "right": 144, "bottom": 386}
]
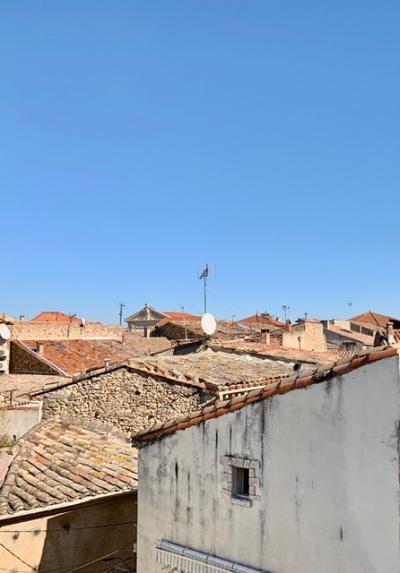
[
  {"left": 0, "top": 493, "right": 137, "bottom": 572},
  {"left": 137, "top": 355, "right": 400, "bottom": 573}
]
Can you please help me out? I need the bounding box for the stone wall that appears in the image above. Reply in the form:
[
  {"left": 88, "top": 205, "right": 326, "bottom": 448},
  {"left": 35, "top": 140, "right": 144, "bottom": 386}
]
[
  {"left": 10, "top": 342, "right": 60, "bottom": 375},
  {"left": 11, "top": 323, "right": 125, "bottom": 341},
  {"left": 42, "top": 367, "right": 202, "bottom": 435}
]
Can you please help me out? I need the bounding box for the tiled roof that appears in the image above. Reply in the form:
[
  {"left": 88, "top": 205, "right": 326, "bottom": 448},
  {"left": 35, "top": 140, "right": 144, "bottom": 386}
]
[
  {"left": 153, "top": 320, "right": 253, "bottom": 341},
  {"left": 351, "top": 311, "right": 400, "bottom": 328},
  {"left": 24, "top": 341, "right": 335, "bottom": 400},
  {"left": 31, "top": 311, "right": 82, "bottom": 324},
  {"left": 133, "top": 346, "right": 398, "bottom": 445},
  {"left": 139, "top": 345, "right": 325, "bottom": 390},
  {"left": 238, "top": 314, "right": 283, "bottom": 329},
  {"left": 0, "top": 374, "right": 70, "bottom": 401},
  {"left": 324, "top": 324, "right": 375, "bottom": 346},
  {"left": 0, "top": 313, "right": 15, "bottom": 325},
  {"left": 22, "top": 339, "right": 143, "bottom": 376},
  {"left": 28, "top": 357, "right": 207, "bottom": 399},
  {"left": 162, "top": 312, "right": 201, "bottom": 322},
  {"left": 210, "top": 340, "right": 337, "bottom": 365},
  {"left": 0, "top": 418, "right": 138, "bottom": 517}
]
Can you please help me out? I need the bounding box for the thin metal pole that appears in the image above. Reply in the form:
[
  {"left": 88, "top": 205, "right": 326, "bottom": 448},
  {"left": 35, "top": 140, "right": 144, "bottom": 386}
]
[
  {"left": 181, "top": 305, "right": 188, "bottom": 340},
  {"left": 203, "top": 273, "right": 207, "bottom": 314}
]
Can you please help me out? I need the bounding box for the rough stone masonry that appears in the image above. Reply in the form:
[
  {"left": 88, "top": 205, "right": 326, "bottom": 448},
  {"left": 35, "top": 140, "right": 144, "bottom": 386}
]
[{"left": 41, "top": 366, "right": 203, "bottom": 435}]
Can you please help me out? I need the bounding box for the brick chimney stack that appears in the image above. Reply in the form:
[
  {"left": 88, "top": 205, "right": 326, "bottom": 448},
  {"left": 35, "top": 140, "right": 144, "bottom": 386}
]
[
  {"left": 261, "top": 328, "right": 271, "bottom": 345},
  {"left": 284, "top": 320, "right": 292, "bottom": 334}
]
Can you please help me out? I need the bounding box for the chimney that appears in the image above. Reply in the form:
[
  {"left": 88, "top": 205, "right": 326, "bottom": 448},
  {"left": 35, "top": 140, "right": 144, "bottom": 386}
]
[
  {"left": 387, "top": 322, "right": 394, "bottom": 345},
  {"left": 36, "top": 342, "right": 44, "bottom": 355},
  {"left": 104, "top": 358, "right": 110, "bottom": 368},
  {"left": 261, "top": 328, "right": 271, "bottom": 345},
  {"left": 284, "top": 320, "right": 292, "bottom": 334}
]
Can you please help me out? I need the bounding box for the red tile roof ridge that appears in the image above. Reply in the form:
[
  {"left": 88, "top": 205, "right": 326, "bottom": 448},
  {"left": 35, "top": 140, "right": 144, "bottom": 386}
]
[
  {"left": 31, "top": 311, "right": 82, "bottom": 324},
  {"left": 133, "top": 346, "right": 398, "bottom": 445}
]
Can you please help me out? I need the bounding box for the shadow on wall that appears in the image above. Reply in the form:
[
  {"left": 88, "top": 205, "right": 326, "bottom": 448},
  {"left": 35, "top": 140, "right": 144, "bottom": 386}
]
[{"left": 37, "top": 494, "right": 137, "bottom": 572}]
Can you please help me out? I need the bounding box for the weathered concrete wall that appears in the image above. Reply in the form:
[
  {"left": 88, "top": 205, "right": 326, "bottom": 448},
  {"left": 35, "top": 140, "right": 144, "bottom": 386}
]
[
  {"left": 0, "top": 403, "right": 42, "bottom": 440},
  {"left": 42, "top": 368, "right": 202, "bottom": 435},
  {"left": 0, "top": 493, "right": 137, "bottom": 572},
  {"left": 11, "top": 323, "right": 125, "bottom": 341},
  {"left": 137, "top": 356, "right": 400, "bottom": 573}
]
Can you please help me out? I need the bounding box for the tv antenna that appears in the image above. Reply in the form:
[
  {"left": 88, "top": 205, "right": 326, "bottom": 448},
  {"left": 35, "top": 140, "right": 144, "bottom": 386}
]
[
  {"left": 348, "top": 301, "right": 352, "bottom": 320},
  {"left": 198, "top": 264, "right": 217, "bottom": 314},
  {"left": 281, "top": 305, "right": 290, "bottom": 322},
  {"left": 119, "top": 303, "right": 126, "bottom": 326}
]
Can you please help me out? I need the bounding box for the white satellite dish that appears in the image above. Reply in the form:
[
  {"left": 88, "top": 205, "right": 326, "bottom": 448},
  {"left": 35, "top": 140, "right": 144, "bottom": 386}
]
[
  {"left": 201, "top": 313, "right": 217, "bottom": 336},
  {"left": 0, "top": 324, "right": 11, "bottom": 341}
]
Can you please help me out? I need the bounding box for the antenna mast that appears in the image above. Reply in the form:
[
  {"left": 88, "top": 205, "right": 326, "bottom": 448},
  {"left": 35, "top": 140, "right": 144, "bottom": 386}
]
[
  {"left": 119, "top": 303, "right": 126, "bottom": 326},
  {"left": 199, "top": 264, "right": 209, "bottom": 314}
]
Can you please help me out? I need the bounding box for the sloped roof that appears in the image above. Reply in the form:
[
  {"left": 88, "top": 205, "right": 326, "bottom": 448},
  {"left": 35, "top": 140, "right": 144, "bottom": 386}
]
[
  {"left": 324, "top": 324, "right": 375, "bottom": 346},
  {"left": 28, "top": 357, "right": 206, "bottom": 399},
  {"left": 144, "top": 348, "right": 309, "bottom": 390},
  {"left": 133, "top": 346, "right": 398, "bottom": 445},
  {"left": 21, "top": 339, "right": 143, "bottom": 376},
  {"left": 31, "top": 312, "right": 82, "bottom": 324},
  {"left": 0, "top": 418, "right": 138, "bottom": 517},
  {"left": 210, "top": 340, "right": 337, "bottom": 365},
  {"left": 351, "top": 311, "right": 400, "bottom": 328},
  {"left": 0, "top": 313, "right": 16, "bottom": 325},
  {"left": 125, "top": 305, "right": 167, "bottom": 323},
  {"left": 238, "top": 314, "right": 283, "bottom": 329},
  {"left": 153, "top": 320, "right": 252, "bottom": 341},
  {"left": 162, "top": 312, "right": 201, "bottom": 322},
  {"left": 0, "top": 374, "right": 70, "bottom": 400}
]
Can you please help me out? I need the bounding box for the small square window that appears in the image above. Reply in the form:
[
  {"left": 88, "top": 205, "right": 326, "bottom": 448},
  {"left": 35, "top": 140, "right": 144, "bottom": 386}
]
[{"left": 232, "top": 466, "right": 249, "bottom": 497}]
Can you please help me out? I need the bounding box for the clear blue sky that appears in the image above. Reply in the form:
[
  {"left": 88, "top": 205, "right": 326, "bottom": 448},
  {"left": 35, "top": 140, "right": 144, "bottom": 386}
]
[{"left": 1, "top": 1, "right": 399, "bottom": 323}]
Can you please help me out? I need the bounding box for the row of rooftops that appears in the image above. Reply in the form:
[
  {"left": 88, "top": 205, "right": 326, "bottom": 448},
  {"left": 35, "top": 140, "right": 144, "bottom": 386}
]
[
  {"left": 3, "top": 307, "right": 400, "bottom": 329},
  {"left": 1, "top": 306, "right": 400, "bottom": 521},
  {"left": 1, "top": 342, "right": 398, "bottom": 520}
]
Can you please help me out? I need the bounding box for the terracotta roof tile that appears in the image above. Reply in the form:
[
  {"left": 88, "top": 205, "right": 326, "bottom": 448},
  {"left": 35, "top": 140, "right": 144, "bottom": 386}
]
[
  {"left": 133, "top": 346, "right": 398, "bottom": 445},
  {"left": 238, "top": 314, "right": 283, "bottom": 328},
  {"left": 162, "top": 312, "right": 201, "bottom": 322},
  {"left": 31, "top": 312, "right": 82, "bottom": 324},
  {"left": 210, "top": 340, "right": 337, "bottom": 365},
  {"left": 0, "top": 418, "right": 137, "bottom": 517},
  {"left": 351, "top": 311, "right": 400, "bottom": 328},
  {"left": 22, "top": 339, "right": 143, "bottom": 376}
]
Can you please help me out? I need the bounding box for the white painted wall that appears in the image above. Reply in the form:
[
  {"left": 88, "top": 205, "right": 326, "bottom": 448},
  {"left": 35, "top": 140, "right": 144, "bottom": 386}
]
[{"left": 137, "top": 355, "right": 400, "bottom": 573}]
